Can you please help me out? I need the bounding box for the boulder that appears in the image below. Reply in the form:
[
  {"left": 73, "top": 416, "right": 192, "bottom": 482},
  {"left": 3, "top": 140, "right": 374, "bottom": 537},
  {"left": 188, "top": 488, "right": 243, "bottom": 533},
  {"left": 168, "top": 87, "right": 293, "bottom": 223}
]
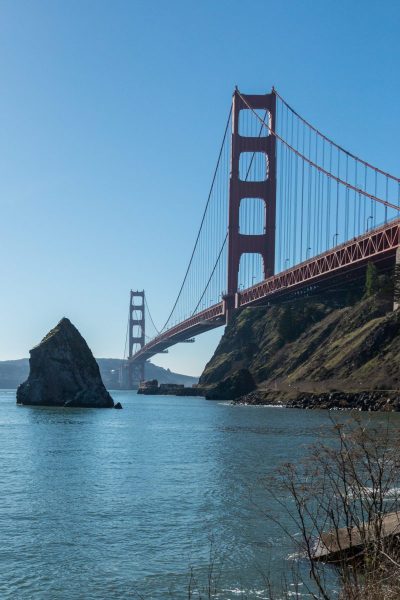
[
  {"left": 16, "top": 318, "right": 114, "bottom": 408},
  {"left": 114, "top": 402, "right": 123, "bottom": 409}
]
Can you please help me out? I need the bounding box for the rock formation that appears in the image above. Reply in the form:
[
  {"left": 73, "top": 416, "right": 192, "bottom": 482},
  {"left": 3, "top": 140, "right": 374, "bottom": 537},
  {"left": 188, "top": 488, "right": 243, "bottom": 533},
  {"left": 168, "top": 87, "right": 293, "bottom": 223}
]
[{"left": 16, "top": 318, "right": 114, "bottom": 408}]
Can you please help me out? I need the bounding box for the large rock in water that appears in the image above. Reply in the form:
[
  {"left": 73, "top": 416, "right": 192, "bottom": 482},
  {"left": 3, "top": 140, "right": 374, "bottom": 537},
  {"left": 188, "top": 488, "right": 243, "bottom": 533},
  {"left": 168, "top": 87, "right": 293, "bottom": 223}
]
[{"left": 16, "top": 318, "right": 114, "bottom": 408}]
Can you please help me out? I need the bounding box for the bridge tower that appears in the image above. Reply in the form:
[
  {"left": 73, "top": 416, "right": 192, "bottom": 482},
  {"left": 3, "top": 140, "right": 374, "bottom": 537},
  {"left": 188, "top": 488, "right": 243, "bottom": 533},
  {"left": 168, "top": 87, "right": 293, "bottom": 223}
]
[
  {"left": 128, "top": 290, "right": 146, "bottom": 386},
  {"left": 225, "top": 88, "right": 277, "bottom": 321}
]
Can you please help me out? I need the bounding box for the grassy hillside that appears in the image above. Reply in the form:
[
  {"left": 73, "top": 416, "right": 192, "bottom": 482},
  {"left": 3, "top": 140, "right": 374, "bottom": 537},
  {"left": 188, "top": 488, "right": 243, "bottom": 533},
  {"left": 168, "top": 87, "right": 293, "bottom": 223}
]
[{"left": 200, "top": 283, "right": 400, "bottom": 402}]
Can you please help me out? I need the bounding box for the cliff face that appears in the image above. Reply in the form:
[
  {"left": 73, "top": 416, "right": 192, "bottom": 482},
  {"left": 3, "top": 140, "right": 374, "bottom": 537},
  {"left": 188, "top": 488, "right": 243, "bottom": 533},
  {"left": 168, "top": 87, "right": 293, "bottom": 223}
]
[
  {"left": 199, "top": 290, "right": 400, "bottom": 400},
  {"left": 17, "top": 318, "right": 114, "bottom": 408}
]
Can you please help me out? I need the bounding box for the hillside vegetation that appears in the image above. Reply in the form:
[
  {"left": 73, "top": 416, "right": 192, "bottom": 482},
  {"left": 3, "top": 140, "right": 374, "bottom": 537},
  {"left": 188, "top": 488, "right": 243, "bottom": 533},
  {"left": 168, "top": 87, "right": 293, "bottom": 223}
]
[{"left": 200, "top": 275, "right": 400, "bottom": 407}]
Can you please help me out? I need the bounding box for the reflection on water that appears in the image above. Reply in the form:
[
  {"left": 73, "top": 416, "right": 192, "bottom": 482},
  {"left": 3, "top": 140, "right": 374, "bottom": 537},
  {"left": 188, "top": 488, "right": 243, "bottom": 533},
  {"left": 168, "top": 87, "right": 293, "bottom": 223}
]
[{"left": 1, "top": 391, "right": 399, "bottom": 599}]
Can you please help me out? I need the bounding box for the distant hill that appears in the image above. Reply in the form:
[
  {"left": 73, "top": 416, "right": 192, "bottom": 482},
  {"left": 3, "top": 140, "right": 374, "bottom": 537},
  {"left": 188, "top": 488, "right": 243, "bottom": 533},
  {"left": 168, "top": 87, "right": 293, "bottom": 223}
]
[
  {"left": 0, "top": 359, "right": 30, "bottom": 389},
  {"left": 97, "top": 359, "right": 198, "bottom": 389},
  {"left": 0, "top": 358, "right": 198, "bottom": 390}
]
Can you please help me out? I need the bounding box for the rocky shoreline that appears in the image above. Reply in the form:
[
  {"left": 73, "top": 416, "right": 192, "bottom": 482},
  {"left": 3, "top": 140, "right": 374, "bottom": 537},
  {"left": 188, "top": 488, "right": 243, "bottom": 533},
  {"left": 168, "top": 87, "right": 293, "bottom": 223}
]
[{"left": 233, "top": 389, "right": 400, "bottom": 411}]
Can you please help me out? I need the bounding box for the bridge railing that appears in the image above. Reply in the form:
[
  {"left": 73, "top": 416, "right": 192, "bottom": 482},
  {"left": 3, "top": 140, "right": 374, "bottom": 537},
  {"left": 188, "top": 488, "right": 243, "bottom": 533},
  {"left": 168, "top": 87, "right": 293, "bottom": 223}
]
[
  {"left": 133, "top": 216, "right": 400, "bottom": 363},
  {"left": 131, "top": 302, "right": 225, "bottom": 362},
  {"left": 239, "top": 217, "right": 400, "bottom": 307}
]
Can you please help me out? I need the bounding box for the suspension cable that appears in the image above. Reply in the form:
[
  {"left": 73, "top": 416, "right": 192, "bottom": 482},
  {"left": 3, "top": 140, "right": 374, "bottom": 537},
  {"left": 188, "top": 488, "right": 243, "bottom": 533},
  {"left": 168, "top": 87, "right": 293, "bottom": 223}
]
[
  {"left": 274, "top": 88, "right": 400, "bottom": 183},
  {"left": 160, "top": 105, "right": 232, "bottom": 332},
  {"left": 189, "top": 107, "right": 270, "bottom": 314},
  {"left": 191, "top": 234, "right": 227, "bottom": 315},
  {"left": 144, "top": 295, "right": 160, "bottom": 335},
  {"left": 237, "top": 90, "right": 399, "bottom": 211},
  {"left": 123, "top": 310, "right": 129, "bottom": 359}
]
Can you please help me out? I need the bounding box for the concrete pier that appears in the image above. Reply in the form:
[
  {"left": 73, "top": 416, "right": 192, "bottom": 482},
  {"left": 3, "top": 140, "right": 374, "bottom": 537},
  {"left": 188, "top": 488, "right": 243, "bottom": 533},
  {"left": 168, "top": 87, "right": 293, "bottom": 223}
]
[{"left": 312, "top": 511, "right": 400, "bottom": 563}]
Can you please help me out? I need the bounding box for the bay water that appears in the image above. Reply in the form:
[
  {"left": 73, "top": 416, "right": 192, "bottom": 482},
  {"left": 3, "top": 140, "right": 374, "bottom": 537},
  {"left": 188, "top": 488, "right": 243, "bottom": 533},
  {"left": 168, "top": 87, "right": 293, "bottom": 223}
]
[{"left": 1, "top": 390, "right": 397, "bottom": 599}]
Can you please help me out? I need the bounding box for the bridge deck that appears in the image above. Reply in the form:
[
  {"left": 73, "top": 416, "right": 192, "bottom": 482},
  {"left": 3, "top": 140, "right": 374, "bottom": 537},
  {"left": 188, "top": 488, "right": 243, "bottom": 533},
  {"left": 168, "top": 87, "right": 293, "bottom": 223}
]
[{"left": 130, "top": 217, "right": 400, "bottom": 365}]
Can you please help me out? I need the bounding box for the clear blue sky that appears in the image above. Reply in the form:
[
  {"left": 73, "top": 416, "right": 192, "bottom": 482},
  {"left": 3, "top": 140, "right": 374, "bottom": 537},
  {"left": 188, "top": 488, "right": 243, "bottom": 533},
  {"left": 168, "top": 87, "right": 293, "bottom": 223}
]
[{"left": 1, "top": 0, "right": 399, "bottom": 375}]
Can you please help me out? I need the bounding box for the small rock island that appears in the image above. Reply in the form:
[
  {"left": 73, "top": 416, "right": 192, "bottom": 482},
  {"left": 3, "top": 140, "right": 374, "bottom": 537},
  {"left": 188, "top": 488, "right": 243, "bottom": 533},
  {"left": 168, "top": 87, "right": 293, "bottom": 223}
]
[{"left": 17, "top": 317, "right": 114, "bottom": 408}]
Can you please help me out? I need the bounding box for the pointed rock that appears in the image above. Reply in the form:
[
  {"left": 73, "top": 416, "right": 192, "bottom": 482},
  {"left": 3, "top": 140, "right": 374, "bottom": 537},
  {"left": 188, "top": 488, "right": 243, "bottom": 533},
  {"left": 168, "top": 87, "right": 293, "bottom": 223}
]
[{"left": 16, "top": 318, "right": 114, "bottom": 408}]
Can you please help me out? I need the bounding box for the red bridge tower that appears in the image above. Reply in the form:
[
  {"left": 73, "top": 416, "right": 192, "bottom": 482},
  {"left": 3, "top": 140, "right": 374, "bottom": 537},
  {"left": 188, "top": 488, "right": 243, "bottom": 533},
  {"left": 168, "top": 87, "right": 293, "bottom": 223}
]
[
  {"left": 128, "top": 290, "right": 145, "bottom": 385},
  {"left": 225, "top": 89, "right": 277, "bottom": 320}
]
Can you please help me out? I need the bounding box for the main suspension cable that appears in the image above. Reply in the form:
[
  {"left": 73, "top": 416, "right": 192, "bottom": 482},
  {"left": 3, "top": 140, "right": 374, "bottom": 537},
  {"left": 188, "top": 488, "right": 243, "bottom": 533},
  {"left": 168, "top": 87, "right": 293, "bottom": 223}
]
[
  {"left": 160, "top": 105, "right": 232, "bottom": 332},
  {"left": 144, "top": 295, "right": 160, "bottom": 336},
  {"left": 189, "top": 107, "right": 270, "bottom": 314},
  {"left": 274, "top": 88, "right": 400, "bottom": 183},
  {"left": 237, "top": 90, "right": 400, "bottom": 211},
  {"left": 123, "top": 310, "right": 129, "bottom": 359},
  {"left": 191, "top": 234, "right": 227, "bottom": 315}
]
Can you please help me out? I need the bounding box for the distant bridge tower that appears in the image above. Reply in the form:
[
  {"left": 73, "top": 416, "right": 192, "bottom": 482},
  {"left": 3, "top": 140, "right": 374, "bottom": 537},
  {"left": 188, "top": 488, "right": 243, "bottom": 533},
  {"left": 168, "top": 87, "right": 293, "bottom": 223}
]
[
  {"left": 225, "top": 88, "right": 277, "bottom": 320},
  {"left": 128, "top": 290, "right": 146, "bottom": 385}
]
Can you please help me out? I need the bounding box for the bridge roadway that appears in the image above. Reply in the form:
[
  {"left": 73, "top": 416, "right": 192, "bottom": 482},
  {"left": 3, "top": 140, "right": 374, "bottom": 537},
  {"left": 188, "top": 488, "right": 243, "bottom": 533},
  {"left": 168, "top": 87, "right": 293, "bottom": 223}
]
[{"left": 130, "top": 217, "right": 400, "bottom": 365}]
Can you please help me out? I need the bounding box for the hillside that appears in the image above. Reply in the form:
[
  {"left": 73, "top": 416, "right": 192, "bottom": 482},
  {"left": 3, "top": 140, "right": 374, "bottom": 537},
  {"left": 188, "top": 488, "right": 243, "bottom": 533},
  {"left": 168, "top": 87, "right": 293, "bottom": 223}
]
[
  {"left": 199, "top": 282, "right": 400, "bottom": 408},
  {"left": 0, "top": 358, "right": 198, "bottom": 391}
]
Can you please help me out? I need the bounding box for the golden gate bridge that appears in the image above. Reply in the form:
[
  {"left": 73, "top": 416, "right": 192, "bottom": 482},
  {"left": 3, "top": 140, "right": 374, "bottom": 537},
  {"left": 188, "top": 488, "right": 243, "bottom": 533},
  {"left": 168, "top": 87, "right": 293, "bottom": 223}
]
[{"left": 123, "top": 88, "right": 400, "bottom": 386}]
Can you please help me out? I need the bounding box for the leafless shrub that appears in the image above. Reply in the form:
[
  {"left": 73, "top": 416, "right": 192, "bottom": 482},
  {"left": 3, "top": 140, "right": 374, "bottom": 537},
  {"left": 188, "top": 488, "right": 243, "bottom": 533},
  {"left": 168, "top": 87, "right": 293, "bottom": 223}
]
[
  {"left": 267, "top": 415, "right": 400, "bottom": 599},
  {"left": 186, "top": 537, "right": 225, "bottom": 599}
]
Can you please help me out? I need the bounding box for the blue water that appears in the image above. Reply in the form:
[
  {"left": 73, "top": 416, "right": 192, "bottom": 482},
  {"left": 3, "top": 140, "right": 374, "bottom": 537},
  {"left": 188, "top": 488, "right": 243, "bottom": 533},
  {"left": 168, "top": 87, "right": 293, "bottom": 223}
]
[{"left": 0, "top": 390, "right": 397, "bottom": 599}]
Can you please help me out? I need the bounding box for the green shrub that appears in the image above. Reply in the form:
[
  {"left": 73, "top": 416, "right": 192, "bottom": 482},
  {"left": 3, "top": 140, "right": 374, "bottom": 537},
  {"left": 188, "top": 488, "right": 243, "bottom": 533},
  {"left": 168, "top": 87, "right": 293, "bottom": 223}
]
[{"left": 365, "top": 263, "right": 379, "bottom": 296}]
